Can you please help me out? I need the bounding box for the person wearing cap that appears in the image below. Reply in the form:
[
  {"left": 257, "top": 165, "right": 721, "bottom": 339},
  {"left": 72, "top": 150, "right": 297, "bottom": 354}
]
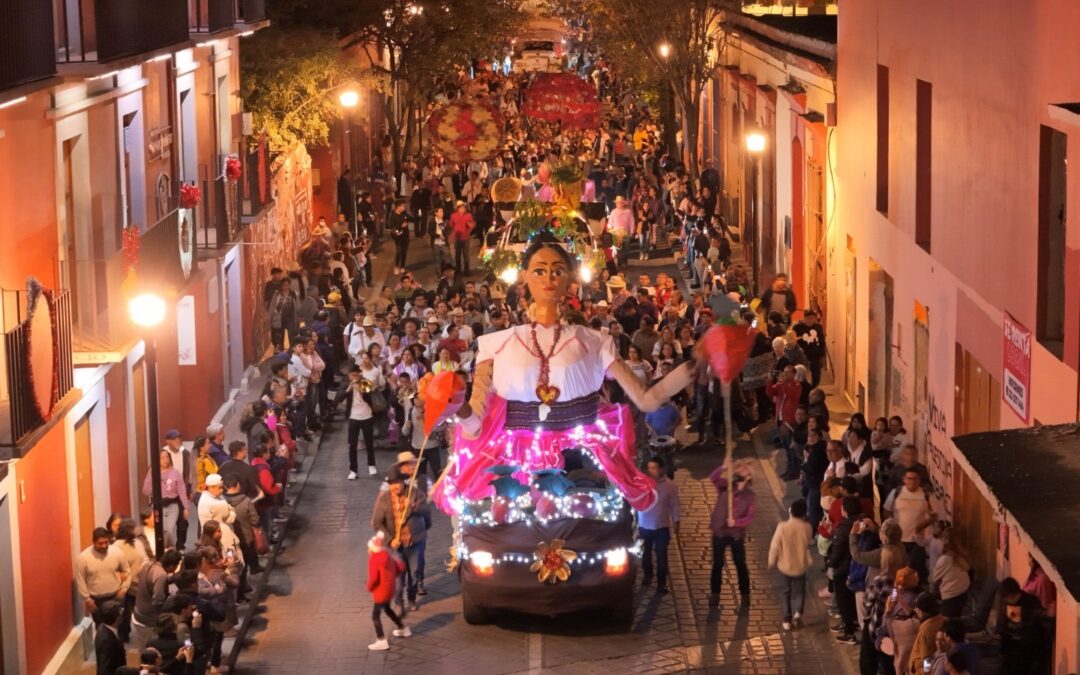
[
  {"left": 346, "top": 314, "right": 386, "bottom": 363},
  {"left": 162, "top": 429, "right": 195, "bottom": 547},
  {"left": 449, "top": 201, "right": 475, "bottom": 275},
  {"left": 197, "top": 474, "right": 235, "bottom": 530},
  {"left": 594, "top": 299, "right": 611, "bottom": 323},
  {"left": 607, "top": 274, "right": 631, "bottom": 307},
  {"left": 365, "top": 531, "right": 410, "bottom": 651},
  {"left": 371, "top": 453, "right": 431, "bottom": 611},
  {"left": 608, "top": 194, "right": 635, "bottom": 247}
]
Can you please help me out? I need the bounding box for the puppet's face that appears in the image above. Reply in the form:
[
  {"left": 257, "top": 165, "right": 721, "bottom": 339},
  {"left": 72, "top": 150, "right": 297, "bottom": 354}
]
[{"left": 525, "top": 247, "right": 571, "bottom": 305}]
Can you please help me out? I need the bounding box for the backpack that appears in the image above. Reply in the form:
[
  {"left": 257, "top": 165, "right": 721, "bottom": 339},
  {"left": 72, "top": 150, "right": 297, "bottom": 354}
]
[{"left": 846, "top": 530, "right": 880, "bottom": 592}]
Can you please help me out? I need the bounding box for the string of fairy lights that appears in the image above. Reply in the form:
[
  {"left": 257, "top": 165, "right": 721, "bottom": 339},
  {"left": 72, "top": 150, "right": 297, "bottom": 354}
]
[{"left": 458, "top": 541, "right": 642, "bottom": 570}]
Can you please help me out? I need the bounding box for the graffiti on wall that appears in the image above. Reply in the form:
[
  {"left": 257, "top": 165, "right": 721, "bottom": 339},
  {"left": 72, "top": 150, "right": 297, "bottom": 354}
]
[
  {"left": 241, "top": 146, "right": 313, "bottom": 361},
  {"left": 925, "top": 392, "right": 952, "bottom": 518}
]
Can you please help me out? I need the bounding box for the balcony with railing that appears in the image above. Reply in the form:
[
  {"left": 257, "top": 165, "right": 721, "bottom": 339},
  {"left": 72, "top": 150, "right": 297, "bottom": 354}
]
[
  {"left": 0, "top": 285, "right": 75, "bottom": 454},
  {"left": 0, "top": 0, "right": 57, "bottom": 93},
  {"left": 55, "top": 0, "right": 189, "bottom": 65},
  {"left": 190, "top": 0, "right": 235, "bottom": 34},
  {"left": 193, "top": 157, "right": 243, "bottom": 250}
]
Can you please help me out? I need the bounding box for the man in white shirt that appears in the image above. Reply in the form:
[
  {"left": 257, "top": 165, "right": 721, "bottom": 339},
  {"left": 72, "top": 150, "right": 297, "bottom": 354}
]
[
  {"left": 463, "top": 171, "right": 485, "bottom": 204},
  {"left": 75, "top": 528, "right": 131, "bottom": 624},
  {"left": 450, "top": 307, "right": 474, "bottom": 343},
  {"left": 883, "top": 467, "right": 935, "bottom": 579},
  {"left": 197, "top": 474, "right": 235, "bottom": 528},
  {"left": 346, "top": 315, "right": 386, "bottom": 362}
]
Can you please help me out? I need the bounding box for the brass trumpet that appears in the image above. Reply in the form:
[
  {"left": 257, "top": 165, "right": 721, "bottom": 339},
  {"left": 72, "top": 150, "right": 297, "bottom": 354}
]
[{"left": 357, "top": 377, "right": 375, "bottom": 393}]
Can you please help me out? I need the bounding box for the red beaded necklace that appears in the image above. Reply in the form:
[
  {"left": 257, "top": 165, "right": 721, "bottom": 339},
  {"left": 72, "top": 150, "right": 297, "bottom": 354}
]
[{"left": 529, "top": 321, "right": 562, "bottom": 419}]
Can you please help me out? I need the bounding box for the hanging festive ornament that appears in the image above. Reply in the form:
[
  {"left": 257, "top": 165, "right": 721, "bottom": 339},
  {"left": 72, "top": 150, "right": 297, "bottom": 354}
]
[
  {"left": 701, "top": 323, "right": 757, "bottom": 384},
  {"left": 530, "top": 539, "right": 577, "bottom": 583},
  {"left": 420, "top": 370, "right": 467, "bottom": 436},
  {"left": 179, "top": 182, "right": 201, "bottom": 208},
  {"left": 522, "top": 73, "right": 603, "bottom": 130},
  {"left": 427, "top": 98, "right": 505, "bottom": 163},
  {"left": 223, "top": 154, "right": 242, "bottom": 182}
]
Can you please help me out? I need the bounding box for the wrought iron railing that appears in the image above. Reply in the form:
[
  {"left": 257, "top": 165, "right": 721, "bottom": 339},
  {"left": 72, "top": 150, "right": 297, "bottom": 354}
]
[
  {"left": 195, "top": 158, "right": 242, "bottom": 249},
  {"left": 55, "top": 0, "right": 188, "bottom": 64},
  {"left": 0, "top": 0, "right": 56, "bottom": 92},
  {"left": 2, "top": 289, "right": 74, "bottom": 449}
]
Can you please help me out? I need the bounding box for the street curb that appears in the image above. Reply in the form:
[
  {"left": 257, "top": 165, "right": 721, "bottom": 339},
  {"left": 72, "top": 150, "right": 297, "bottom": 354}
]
[
  {"left": 224, "top": 426, "right": 326, "bottom": 671},
  {"left": 750, "top": 424, "right": 861, "bottom": 675}
]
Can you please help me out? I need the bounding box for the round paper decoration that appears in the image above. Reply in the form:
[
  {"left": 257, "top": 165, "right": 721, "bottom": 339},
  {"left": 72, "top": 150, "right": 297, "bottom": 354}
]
[{"left": 427, "top": 98, "right": 505, "bottom": 163}]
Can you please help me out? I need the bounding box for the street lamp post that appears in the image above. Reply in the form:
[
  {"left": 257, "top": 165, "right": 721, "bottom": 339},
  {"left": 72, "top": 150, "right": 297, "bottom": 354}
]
[
  {"left": 129, "top": 292, "right": 167, "bottom": 559},
  {"left": 745, "top": 131, "right": 767, "bottom": 295},
  {"left": 339, "top": 89, "right": 361, "bottom": 234}
]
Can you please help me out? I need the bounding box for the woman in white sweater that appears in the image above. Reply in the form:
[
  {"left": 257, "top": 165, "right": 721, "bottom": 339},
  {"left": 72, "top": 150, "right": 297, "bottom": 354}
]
[{"left": 768, "top": 498, "right": 814, "bottom": 630}]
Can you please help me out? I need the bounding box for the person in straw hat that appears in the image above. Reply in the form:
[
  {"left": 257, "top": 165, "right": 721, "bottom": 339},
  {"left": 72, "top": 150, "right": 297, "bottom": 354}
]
[{"left": 371, "top": 452, "right": 431, "bottom": 611}]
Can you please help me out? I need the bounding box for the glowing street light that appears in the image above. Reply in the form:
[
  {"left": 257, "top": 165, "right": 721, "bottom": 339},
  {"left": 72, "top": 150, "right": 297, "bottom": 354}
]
[
  {"left": 745, "top": 131, "right": 767, "bottom": 154},
  {"left": 128, "top": 293, "right": 167, "bottom": 328},
  {"left": 339, "top": 89, "right": 360, "bottom": 108},
  {"left": 658, "top": 42, "right": 671, "bottom": 60},
  {"left": 744, "top": 130, "right": 767, "bottom": 296}
]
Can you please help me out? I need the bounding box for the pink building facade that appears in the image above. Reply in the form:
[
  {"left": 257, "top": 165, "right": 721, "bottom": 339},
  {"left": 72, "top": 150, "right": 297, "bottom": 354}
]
[{"left": 835, "top": 1, "right": 1080, "bottom": 668}]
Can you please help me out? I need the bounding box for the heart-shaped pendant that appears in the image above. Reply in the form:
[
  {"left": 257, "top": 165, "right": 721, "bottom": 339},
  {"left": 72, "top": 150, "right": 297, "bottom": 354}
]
[{"left": 536, "top": 384, "right": 560, "bottom": 404}]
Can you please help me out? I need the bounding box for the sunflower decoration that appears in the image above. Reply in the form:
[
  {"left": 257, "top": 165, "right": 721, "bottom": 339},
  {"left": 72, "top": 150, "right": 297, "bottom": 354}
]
[
  {"left": 428, "top": 98, "right": 504, "bottom": 164},
  {"left": 530, "top": 539, "right": 577, "bottom": 584}
]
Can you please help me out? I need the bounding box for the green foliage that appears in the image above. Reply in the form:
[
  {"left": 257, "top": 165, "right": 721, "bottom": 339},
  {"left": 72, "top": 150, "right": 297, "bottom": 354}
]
[
  {"left": 549, "top": 157, "right": 583, "bottom": 186},
  {"left": 240, "top": 27, "right": 386, "bottom": 152}
]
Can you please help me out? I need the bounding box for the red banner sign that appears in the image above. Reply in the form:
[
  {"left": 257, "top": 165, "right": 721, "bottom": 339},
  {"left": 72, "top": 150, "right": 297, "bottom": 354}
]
[{"left": 1002, "top": 312, "right": 1031, "bottom": 424}]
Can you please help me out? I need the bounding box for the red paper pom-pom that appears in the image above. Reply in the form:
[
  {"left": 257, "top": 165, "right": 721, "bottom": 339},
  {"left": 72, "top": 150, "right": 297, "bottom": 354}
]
[{"left": 179, "top": 183, "right": 201, "bottom": 208}]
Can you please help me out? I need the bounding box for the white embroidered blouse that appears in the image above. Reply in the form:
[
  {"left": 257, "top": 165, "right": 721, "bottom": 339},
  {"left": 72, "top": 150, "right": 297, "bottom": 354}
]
[{"left": 475, "top": 324, "right": 618, "bottom": 403}]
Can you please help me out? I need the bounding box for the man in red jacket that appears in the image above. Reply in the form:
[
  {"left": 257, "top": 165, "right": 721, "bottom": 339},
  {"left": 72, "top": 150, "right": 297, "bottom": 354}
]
[
  {"left": 766, "top": 364, "right": 803, "bottom": 451},
  {"left": 366, "top": 532, "right": 411, "bottom": 650},
  {"left": 449, "top": 201, "right": 475, "bottom": 275}
]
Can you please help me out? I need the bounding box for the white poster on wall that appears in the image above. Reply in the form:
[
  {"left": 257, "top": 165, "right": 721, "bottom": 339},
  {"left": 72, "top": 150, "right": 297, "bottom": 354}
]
[{"left": 177, "top": 295, "right": 197, "bottom": 366}]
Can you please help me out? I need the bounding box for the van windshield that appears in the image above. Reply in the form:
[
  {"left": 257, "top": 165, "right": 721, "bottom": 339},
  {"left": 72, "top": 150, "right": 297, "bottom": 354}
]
[{"left": 523, "top": 40, "right": 555, "bottom": 52}]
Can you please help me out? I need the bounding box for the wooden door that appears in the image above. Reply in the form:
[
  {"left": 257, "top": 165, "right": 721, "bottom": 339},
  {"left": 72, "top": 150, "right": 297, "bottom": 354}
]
[{"left": 74, "top": 415, "right": 94, "bottom": 550}]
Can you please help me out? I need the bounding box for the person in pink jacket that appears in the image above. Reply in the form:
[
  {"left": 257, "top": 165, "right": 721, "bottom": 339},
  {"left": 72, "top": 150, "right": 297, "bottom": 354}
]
[{"left": 709, "top": 460, "right": 757, "bottom": 609}]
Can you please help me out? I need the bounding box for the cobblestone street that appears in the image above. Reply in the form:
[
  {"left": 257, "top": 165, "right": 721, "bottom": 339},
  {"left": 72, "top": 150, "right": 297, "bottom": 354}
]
[{"left": 233, "top": 358, "right": 859, "bottom": 674}]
